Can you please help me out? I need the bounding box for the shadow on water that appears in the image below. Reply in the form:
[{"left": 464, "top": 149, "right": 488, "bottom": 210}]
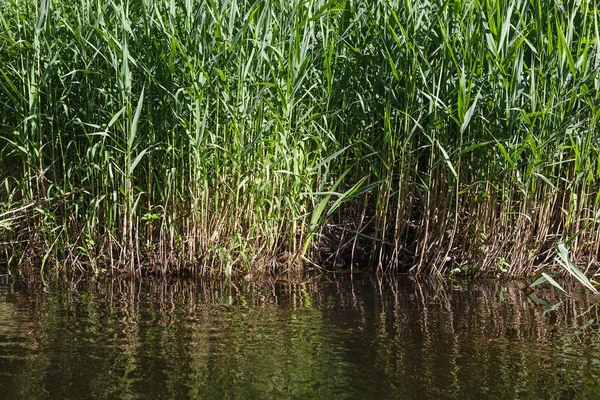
[{"left": 1, "top": 274, "right": 600, "bottom": 399}]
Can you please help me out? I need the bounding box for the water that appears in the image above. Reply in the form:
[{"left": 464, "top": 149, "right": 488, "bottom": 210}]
[{"left": 1, "top": 275, "right": 600, "bottom": 399}]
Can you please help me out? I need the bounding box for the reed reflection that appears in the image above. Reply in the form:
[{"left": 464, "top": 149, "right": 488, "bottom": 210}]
[{"left": 0, "top": 276, "right": 599, "bottom": 399}]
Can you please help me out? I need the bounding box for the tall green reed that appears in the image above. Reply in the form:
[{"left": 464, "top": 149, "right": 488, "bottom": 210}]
[{"left": 0, "top": 0, "right": 598, "bottom": 277}]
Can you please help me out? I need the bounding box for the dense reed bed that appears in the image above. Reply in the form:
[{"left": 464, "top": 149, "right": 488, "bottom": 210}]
[{"left": 1, "top": 0, "right": 599, "bottom": 277}]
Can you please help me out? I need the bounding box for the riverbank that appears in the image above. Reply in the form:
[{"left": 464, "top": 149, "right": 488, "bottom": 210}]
[{"left": 1, "top": 0, "right": 599, "bottom": 278}]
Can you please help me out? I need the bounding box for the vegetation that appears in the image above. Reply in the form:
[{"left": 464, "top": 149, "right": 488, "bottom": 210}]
[{"left": 1, "top": 0, "right": 599, "bottom": 277}]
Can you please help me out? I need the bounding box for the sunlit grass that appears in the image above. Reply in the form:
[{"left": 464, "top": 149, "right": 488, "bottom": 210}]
[{"left": 0, "top": 0, "right": 599, "bottom": 277}]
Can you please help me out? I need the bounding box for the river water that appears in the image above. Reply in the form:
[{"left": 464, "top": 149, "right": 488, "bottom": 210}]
[{"left": 0, "top": 274, "right": 599, "bottom": 399}]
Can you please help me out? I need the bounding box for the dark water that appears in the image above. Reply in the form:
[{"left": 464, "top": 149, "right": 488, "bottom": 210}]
[{"left": 1, "top": 275, "right": 600, "bottom": 399}]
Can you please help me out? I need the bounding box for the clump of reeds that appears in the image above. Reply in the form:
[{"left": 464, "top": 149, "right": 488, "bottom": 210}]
[{"left": 0, "top": 0, "right": 599, "bottom": 277}]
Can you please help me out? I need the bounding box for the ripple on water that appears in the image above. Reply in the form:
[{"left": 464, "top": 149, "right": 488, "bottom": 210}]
[{"left": 0, "top": 277, "right": 599, "bottom": 399}]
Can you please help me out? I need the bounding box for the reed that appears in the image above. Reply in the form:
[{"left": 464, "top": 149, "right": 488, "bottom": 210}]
[{"left": 1, "top": 0, "right": 599, "bottom": 277}]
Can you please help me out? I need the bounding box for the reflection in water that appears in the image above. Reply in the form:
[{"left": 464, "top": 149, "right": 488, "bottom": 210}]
[{"left": 0, "top": 276, "right": 600, "bottom": 399}]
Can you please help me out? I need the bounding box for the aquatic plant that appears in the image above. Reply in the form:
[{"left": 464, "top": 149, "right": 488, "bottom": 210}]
[{"left": 0, "top": 0, "right": 599, "bottom": 277}]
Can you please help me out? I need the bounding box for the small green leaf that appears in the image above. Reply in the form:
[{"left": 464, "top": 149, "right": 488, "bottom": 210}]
[{"left": 541, "top": 272, "right": 569, "bottom": 296}]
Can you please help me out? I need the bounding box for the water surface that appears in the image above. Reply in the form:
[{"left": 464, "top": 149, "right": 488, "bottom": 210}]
[{"left": 0, "top": 275, "right": 599, "bottom": 399}]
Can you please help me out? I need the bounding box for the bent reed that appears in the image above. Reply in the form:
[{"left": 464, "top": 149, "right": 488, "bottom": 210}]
[{"left": 1, "top": 0, "right": 599, "bottom": 277}]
